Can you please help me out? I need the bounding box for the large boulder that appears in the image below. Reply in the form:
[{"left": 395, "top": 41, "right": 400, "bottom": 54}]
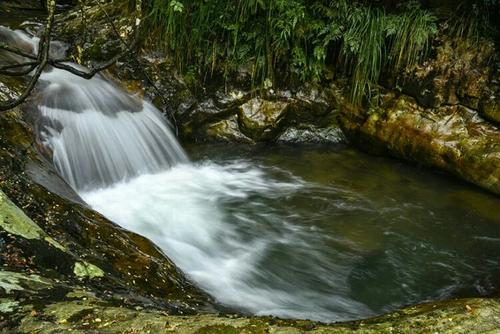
[
  {"left": 339, "top": 92, "right": 500, "bottom": 195},
  {"left": 238, "top": 98, "right": 291, "bottom": 141}
]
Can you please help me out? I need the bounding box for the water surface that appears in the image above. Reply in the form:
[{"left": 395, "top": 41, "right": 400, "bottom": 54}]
[
  {"left": 5, "top": 23, "right": 497, "bottom": 324},
  {"left": 83, "top": 143, "right": 500, "bottom": 322}
]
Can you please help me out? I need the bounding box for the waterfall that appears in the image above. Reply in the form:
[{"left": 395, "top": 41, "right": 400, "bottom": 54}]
[
  {"left": 4, "top": 25, "right": 497, "bottom": 324},
  {"left": 1, "top": 26, "right": 372, "bottom": 322},
  {"left": 1, "top": 25, "right": 186, "bottom": 191},
  {"left": 37, "top": 69, "right": 188, "bottom": 190}
]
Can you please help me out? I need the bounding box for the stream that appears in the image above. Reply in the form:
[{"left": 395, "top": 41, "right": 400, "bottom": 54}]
[{"left": 1, "top": 24, "right": 500, "bottom": 323}]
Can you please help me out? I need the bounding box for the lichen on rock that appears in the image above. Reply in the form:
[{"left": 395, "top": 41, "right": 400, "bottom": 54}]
[
  {"left": 73, "top": 261, "right": 104, "bottom": 279},
  {"left": 0, "top": 189, "right": 65, "bottom": 251}
]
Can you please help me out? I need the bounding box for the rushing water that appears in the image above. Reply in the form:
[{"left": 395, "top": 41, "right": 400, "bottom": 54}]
[
  {"left": 2, "top": 26, "right": 500, "bottom": 323},
  {"left": 81, "top": 145, "right": 500, "bottom": 321}
]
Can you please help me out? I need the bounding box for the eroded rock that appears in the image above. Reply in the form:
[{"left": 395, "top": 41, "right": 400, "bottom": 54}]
[
  {"left": 339, "top": 93, "right": 500, "bottom": 195},
  {"left": 238, "top": 98, "right": 291, "bottom": 141}
]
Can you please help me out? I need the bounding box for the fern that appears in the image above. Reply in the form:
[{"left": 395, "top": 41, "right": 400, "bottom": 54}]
[{"left": 142, "top": 0, "right": 439, "bottom": 104}]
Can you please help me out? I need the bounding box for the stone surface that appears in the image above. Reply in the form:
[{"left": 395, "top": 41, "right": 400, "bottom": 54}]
[
  {"left": 0, "top": 109, "right": 213, "bottom": 314},
  {"left": 204, "top": 115, "right": 254, "bottom": 144},
  {"left": 481, "top": 97, "right": 500, "bottom": 124},
  {"left": 277, "top": 125, "right": 345, "bottom": 144},
  {"left": 339, "top": 92, "right": 500, "bottom": 195},
  {"left": 1, "top": 271, "right": 499, "bottom": 334},
  {"left": 400, "top": 38, "right": 496, "bottom": 110},
  {"left": 238, "top": 98, "right": 291, "bottom": 141}
]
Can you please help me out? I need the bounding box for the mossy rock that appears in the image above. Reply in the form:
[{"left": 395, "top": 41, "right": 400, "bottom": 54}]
[
  {"left": 480, "top": 97, "right": 500, "bottom": 124},
  {"left": 2, "top": 276, "right": 499, "bottom": 334},
  {"left": 338, "top": 92, "right": 500, "bottom": 195},
  {"left": 238, "top": 98, "right": 291, "bottom": 141},
  {"left": 0, "top": 108, "right": 213, "bottom": 313},
  {"left": 204, "top": 115, "right": 254, "bottom": 144}
]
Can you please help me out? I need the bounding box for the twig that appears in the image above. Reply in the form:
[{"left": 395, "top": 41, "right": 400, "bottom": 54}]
[
  {"left": 0, "top": 0, "right": 144, "bottom": 112},
  {"left": 0, "top": 0, "right": 56, "bottom": 112}
]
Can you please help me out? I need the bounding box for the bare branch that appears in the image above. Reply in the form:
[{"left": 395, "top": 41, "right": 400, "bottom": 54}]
[
  {"left": 0, "top": 64, "right": 38, "bottom": 76},
  {"left": 0, "top": 0, "right": 56, "bottom": 111},
  {"left": 50, "top": 54, "right": 122, "bottom": 79},
  {"left": 0, "top": 0, "right": 144, "bottom": 113}
]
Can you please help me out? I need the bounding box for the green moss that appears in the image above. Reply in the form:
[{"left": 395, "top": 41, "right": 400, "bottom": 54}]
[
  {"left": 0, "top": 270, "right": 52, "bottom": 294},
  {"left": 0, "top": 190, "right": 65, "bottom": 251},
  {"left": 0, "top": 298, "right": 20, "bottom": 313},
  {"left": 195, "top": 324, "right": 239, "bottom": 334},
  {"left": 73, "top": 262, "right": 105, "bottom": 279}
]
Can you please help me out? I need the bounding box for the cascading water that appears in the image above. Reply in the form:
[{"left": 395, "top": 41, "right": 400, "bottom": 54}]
[
  {"left": 3, "top": 26, "right": 370, "bottom": 321},
  {"left": 37, "top": 69, "right": 188, "bottom": 190},
  {"left": 3, "top": 26, "right": 500, "bottom": 323}
]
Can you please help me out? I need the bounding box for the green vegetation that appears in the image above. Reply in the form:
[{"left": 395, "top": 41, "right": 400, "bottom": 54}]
[
  {"left": 142, "top": 0, "right": 497, "bottom": 104},
  {"left": 444, "top": 0, "right": 500, "bottom": 45}
]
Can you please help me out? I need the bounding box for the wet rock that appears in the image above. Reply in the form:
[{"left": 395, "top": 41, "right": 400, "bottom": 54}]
[
  {"left": 203, "top": 115, "right": 254, "bottom": 144},
  {"left": 400, "top": 38, "right": 495, "bottom": 110},
  {"left": 480, "top": 97, "right": 500, "bottom": 124},
  {"left": 1, "top": 276, "right": 499, "bottom": 334},
  {"left": 339, "top": 93, "right": 500, "bottom": 195},
  {"left": 277, "top": 125, "right": 345, "bottom": 144},
  {"left": 479, "top": 75, "right": 500, "bottom": 124},
  {"left": 0, "top": 108, "right": 213, "bottom": 313},
  {"left": 238, "top": 98, "right": 291, "bottom": 141},
  {"left": 73, "top": 261, "right": 104, "bottom": 279}
]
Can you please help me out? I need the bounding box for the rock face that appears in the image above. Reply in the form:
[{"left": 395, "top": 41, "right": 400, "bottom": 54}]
[
  {"left": 2, "top": 282, "right": 499, "bottom": 334},
  {"left": 176, "top": 87, "right": 343, "bottom": 144},
  {"left": 339, "top": 92, "right": 500, "bottom": 195},
  {"left": 0, "top": 109, "right": 213, "bottom": 314},
  {"left": 399, "top": 38, "right": 496, "bottom": 110}
]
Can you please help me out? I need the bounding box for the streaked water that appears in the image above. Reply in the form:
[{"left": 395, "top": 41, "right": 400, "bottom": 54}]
[
  {"left": 81, "top": 145, "right": 500, "bottom": 321},
  {"left": 36, "top": 68, "right": 188, "bottom": 191},
  {"left": 2, "top": 25, "right": 499, "bottom": 323}
]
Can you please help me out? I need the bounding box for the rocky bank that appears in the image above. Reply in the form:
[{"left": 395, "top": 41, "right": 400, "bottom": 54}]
[
  {"left": 0, "top": 1, "right": 499, "bottom": 333},
  {"left": 49, "top": 0, "right": 500, "bottom": 195}
]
